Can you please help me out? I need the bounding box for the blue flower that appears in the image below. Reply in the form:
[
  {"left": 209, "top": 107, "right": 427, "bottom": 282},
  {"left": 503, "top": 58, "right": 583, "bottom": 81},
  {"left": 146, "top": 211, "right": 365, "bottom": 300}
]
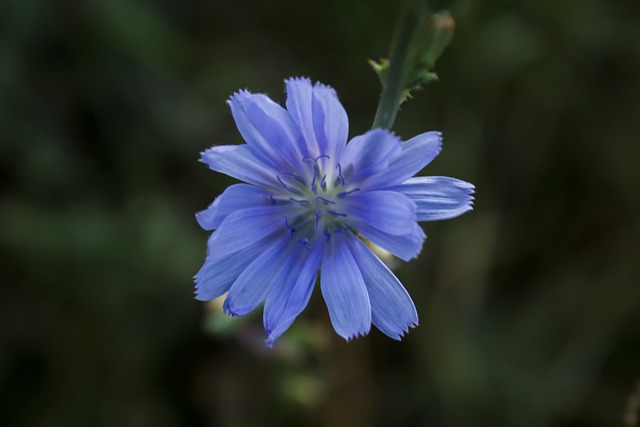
[{"left": 195, "top": 77, "right": 474, "bottom": 345}]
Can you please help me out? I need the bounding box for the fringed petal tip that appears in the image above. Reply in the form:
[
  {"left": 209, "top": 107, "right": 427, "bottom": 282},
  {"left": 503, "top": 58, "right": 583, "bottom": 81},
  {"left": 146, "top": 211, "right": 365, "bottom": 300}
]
[
  {"left": 226, "top": 88, "right": 252, "bottom": 104},
  {"left": 341, "top": 326, "right": 372, "bottom": 342},
  {"left": 433, "top": 132, "right": 443, "bottom": 155},
  {"left": 195, "top": 210, "right": 212, "bottom": 230},
  {"left": 285, "top": 76, "right": 312, "bottom": 86},
  {"left": 193, "top": 293, "right": 209, "bottom": 302},
  {"left": 193, "top": 276, "right": 217, "bottom": 301},
  {"left": 384, "top": 321, "right": 419, "bottom": 341},
  {"left": 462, "top": 182, "right": 476, "bottom": 212},
  {"left": 222, "top": 299, "right": 241, "bottom": 317},
  {"left": 226, "top": 89, "right": 280, "bottom": 114},
  {"left": 264, "top": 325, "right": 284, "bottom": 348},
  {"left": 198, "top": 147, "right": 213, "bottom": 164},
  {"left": 264, "top": 325, "right": 290, "bottom": 348},
  {"left": 311, "top": 80, "right": 338, "bottom": 97},
  {"left": 285, "top": 76, "right": 337, "bottom": 92},
  {"left": 405, "top": 225, "right": 427, "bottom": 261},
  {"left": 193, "top": 285, "right": 210, "bottom": 302}
]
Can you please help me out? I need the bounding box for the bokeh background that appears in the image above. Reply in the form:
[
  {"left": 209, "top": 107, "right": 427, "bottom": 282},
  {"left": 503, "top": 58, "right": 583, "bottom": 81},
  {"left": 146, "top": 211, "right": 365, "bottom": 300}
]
[{"left": 2, "top": 0, "right": 639, "bottom": 426}]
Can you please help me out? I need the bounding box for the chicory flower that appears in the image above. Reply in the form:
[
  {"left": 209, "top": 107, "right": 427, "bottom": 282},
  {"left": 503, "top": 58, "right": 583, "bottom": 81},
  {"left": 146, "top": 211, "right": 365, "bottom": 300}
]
[{"left": 195, "top": 78, "right": 474, "bottom": 345}]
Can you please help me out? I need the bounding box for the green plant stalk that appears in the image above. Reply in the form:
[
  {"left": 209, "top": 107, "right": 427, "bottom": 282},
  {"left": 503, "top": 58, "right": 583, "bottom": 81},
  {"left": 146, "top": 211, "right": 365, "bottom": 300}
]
[{"left": 372, "top": 0, "right": 426, "bottom": 130}]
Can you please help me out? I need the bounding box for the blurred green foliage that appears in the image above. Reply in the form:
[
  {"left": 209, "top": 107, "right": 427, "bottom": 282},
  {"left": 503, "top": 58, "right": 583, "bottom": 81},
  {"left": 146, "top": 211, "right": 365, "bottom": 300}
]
[{"left": 1, "top": 0, "right": 639, "bottom": 426}]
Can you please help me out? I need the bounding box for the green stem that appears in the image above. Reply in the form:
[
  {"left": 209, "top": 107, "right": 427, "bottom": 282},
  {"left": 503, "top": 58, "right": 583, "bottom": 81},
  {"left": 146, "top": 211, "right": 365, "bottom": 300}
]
[{"left": 372, "top": 0, "right": 426, "bottom": 130}]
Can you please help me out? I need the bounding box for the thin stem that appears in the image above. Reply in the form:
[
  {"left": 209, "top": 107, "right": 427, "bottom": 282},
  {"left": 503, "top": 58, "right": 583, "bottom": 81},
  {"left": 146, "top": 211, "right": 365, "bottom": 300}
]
[{"left": 372, "top": 0, "right": 426, "bottom": 130}]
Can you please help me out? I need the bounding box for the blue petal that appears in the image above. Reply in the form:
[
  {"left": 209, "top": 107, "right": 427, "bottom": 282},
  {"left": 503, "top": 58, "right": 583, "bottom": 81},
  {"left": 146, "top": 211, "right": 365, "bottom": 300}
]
[
  {"left": 196, "top": 184, "right": 273, "bottom": 231},
  {"left": 390, "top": 176, "right": 475, "bottom": 221},
  {"left": 311, "top": 82, "right": 349, "bottom": 159},
  {"left": 223, "top": 238, "right": 296, "bottom": 316},
  {"left": 194, "top": 239, "right": 269, "bottom": 301},
  {"left": 200, "top": 145, "right": 278, "bottom": 188},
  {"left": 355, "top": 222, "right": 426, "bottom": 262},
  {"left": 348, "top": 238, "right": 418, "bottom": 340},
  {"left": 285, "top": 78, "right": 316, "bottom": 151},
  {"left": 206, "top": 205, "right": 292, "bottom": 263},
  {"left": 320, "top": 236, "right": 371, "bottom": 340},
  {"left": 364, "top": 131, "right": 442, "bottom": 189},
  {"left": 342, "top": 190, "right": 416, "bottom": 235},
  {"left": 263, "top": 245, "right": 322, "bottom": 346},
  {"left": 340, "top": 129, "right": 401, "bottom": 184},
  {"left": 285, "top": 78, "right": 348, "bottom": 159},
  {"left": 228, "top": 90, "right": 306, "bottom": 170}
]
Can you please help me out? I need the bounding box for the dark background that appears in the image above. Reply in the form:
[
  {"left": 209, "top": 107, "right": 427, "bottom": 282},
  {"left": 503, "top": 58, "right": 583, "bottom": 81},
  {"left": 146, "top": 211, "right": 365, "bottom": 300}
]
[{"left": 1, "top": 0, "right": 639, "bottom": 426}]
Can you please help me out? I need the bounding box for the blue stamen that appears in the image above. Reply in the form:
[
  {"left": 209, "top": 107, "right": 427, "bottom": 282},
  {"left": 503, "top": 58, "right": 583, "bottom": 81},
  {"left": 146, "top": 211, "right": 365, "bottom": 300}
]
[
  {"left": 313, "top": 164, "right": 322, "bottom": 184},
  {"left": 281, "top": 172, "right": 306, "bottom": 185},
  {"left": 284, "top": 216, "right": 295, "bottom": 233},
  {"left": 277, "top": 175, "right": 304, "bottom": 196},
  {"left": 333, "top": 225, "right": 351, "bottom": 233},
  {"left": 311, "top": 168, "right": 317, "bottom": 192},
  {"left": 303, "top": 154, "right": 331, "bottom": 164},
  {"left": 336, "top": 163, "right": 345, "bottom": 186},
  {"left": 289, "top": 198, "right": 310, "bottom": 206},
  {"left": 320, "top": 174, "right": 327, "bottom": 190},
  {"left": 327, "top": 210, "right": 347, "bottom": 217},
  {"left": 337, "top": 188, "right": 360, "bottom": 198},
  {"left": 315, "top": 210, "right": 322, "bottom": 230},
  {"left": 296, "top": 238, "right": 312, "bottom": 250},
  {"left": 315, "top": 196, "right": 336, "bottom": 205},
  {"left": 324, "top": 229, "right": 331, "bottom": 242}
]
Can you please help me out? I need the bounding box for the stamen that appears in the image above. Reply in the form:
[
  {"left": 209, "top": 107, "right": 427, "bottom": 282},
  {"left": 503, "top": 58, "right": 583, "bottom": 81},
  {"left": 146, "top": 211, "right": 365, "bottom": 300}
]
[
  {"left": 289, "top": 198, "right": 310, "bottom": 206},
  {"left": 315, "top": 210, "right": 322, "bottom": 230},
  {"left": 311, "top": 168, "right": 317, "bottom": 192},
  {"left": 313, "top": 165, "right": 322, "bottom": 191},
  {"left": 335, "top": 163, "right": 345, "bottom": 186},
  {"left": 327, "top": 210, "right": 347, "bottom": 217},
  {"left": 320, "top": 175, "right": 327, "bottom": 190},
  {"left": 315, "top": 196, "right": 336, "bottom": 205},
  {"left": 281, "top": 172, "right": 306, "bottom": 185},
  {"left": 277, "top": 175, "right": 304, "bottom": 196},
  {"left": 296, "top": 238, "right": 312, "bottom": 250},
  {"left": 324, "top": 229, "right": 331, "bottom": 242},
  {"left": 303, "top": 154, "right": 331, "bottom": 164},
  {"left": 337, "top": 188, "right": 361, "bottom": 198},
  {"left": 284, "top": 216, "right": 295, "bottom": 233},
  {"left": 333, "top": 225, "right": 351, "bottom": 233}
]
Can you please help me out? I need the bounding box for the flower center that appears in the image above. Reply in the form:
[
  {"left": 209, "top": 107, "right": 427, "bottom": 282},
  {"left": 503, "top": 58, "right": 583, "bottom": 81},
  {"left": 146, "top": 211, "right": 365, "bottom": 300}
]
[{"left": 273, "top": 155, "right": 360, "bottom": 249}]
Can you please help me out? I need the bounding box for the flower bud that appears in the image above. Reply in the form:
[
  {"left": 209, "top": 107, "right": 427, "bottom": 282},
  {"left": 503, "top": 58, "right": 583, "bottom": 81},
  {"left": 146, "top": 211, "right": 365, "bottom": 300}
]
[{"left": 412, "top": 11, "right": 455, "bottom": 69}]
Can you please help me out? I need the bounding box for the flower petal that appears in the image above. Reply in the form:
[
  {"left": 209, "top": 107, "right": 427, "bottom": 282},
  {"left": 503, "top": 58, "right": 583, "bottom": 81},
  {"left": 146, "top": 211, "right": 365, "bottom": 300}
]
[
  {"left": 311, "top": 82, "right": 349, "bottom": 159},
  {"left": 320, "top": 236, "right": 371, "bottom": 340},
  {"left": 228, "top": 90, "right": 306, "bottom": 170},
  {"left": 340, "top": 129, "right": 401, "bottom": 184},
  {"left": 341, "top": 190, "right": 416, "bottom": 235},
  {"left": 364, "top": 131, "right": 442, "bottom": 189},
  {"left": 285, "top": 78, "right": 348, "bottom": 159},
  {"left": 349, "top": 238, "right": 418, "bottom": 340},
  {"left": 196, "top": 184, "right": 273, "bottom": 231},
  {"left": 390, "top": 176, "right": 475, "bottom": 221},
  {"left": 206, "top": 205, "right": 292, "bottom": 262},
  {"left": 223, "top": 238, "right": 296, "bottom": 316},
  {"left": 285, "top": 78, "right": 317, "bottom": 151},
  {"left": 200, "top": 144, "right": 278, "bottom": 188},
  {"left": 194, "top": 239, "right": 269, "bottom": 301},
  {"left": 355, "top": 222, "right": 426, "bottom": 262},
  {"left": 263, "top": 245, "right": 322, "bottom": 346}
]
